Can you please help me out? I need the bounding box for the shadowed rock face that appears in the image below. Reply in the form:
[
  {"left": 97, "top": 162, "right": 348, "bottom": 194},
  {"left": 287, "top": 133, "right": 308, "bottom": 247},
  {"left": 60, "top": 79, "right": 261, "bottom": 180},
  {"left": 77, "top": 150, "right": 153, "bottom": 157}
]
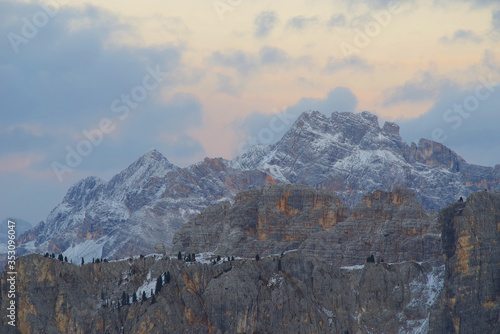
[
  {"left": 173, "top": 184, "right": 442, "bottom": 266},
  {"left": 3, "top": 189, "right": 499, "bottom": 333},
  {"left": 172, "top": 184, "right": 349, "bottom": 258},
  {"left": 300, "top": 187, "right": 442, "bottom": 266},
  {"left": 430, "top": 191, "right": 500, "bottom": 334},
  {"left": 1, "top": 253, "right": 443, "bottom": 334}
]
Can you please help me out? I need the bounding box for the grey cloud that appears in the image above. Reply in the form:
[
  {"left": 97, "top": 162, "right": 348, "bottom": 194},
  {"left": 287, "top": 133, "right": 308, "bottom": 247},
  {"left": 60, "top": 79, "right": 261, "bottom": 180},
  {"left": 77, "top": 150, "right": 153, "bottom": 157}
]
[
  {"left": 210, "top": 50, "right": 258, "bottom": 74},
  {"left": 0, "top": 127, "right": 54, "bottom": 155},
  {"left": 383, "top": 70, "right": 455, "bottom": 106},
  {"left": 324, "top": 56, "right": 372, "bottom": 73},
  {"left": 254, "top": 11, "right": 277, "bottom": 38},
  {"left": 328, "top": 14, "right": 347, "bottom": 27},
  {"left": 259, "top": 46, "right": 289, "bottom": 65},
  {"left": 492, "top": 10, "right": 500, "bottom": 30},
  {"left": 234, "top": 87, "right": 358, "bottom": 150},
  {"left": 216, "top": 73, "right": 240, "bottom": 96},
  {"left": 439, "top": 29, "right": 483, "bottom": 44},
  {"left": 287, "top": 16, "right": 318, "bottom": 30},
  {"left": 398, "top": 82, "right": 500, "bottom": 167},
  {"left": 162, "top": 134, "right": 204, "bottom": 159}
]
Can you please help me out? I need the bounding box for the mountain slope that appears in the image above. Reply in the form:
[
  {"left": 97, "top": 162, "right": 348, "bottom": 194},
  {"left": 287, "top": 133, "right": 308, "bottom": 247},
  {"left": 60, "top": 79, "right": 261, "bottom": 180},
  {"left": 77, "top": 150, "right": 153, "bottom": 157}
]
[
  {"left": 232, "top": 110, "right": 500, "bottom": 209},
  {"left": 16, "top": 110, "right": 500, "bottom": 261},
  {"left": 17, "top": 153, "right": 270, "bottom": 261}
]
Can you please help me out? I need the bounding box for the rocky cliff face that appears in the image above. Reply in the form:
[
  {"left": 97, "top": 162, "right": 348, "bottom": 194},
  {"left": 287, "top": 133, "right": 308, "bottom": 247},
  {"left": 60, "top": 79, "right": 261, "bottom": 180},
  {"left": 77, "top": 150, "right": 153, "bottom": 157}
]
[
  {"left": 172, "top": 184, "right": 348, "bottom": 258},
  {"left": 1, "top": 252, "right": 443, "bottom": 334},
  {"left": 4, "top": 189, "right": 499, "bottom": 333},
  {"left": 173, "top": 184, "right": 441, "bottom": 266},
  {"left": 300, "top": 187, "right": 441, "bottom": 266},
  {"left": 430, "top": 191, "right": 500, "bottom": 333}
]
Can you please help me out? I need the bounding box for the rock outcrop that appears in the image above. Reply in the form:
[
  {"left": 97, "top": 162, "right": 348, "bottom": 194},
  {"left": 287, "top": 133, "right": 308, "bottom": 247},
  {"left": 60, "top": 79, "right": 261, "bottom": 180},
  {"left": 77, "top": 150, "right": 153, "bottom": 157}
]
[
  {"left": 172, "top": 184, "right": 348, "bottom": 258},
  {"left": 300, "top": 187, "right": 442, "bottom": 266},
  {"left": 4, "top": 189, "right": 500, "bottom": 333},
  {"left": 430, "top": 190, "right": 500, "bottom": 333},
  {"left": 1, "top": 252, "right": 443, "bottom": 334},
  {"left": 173, "top": 185, "right": 441, "bottom": 266}
]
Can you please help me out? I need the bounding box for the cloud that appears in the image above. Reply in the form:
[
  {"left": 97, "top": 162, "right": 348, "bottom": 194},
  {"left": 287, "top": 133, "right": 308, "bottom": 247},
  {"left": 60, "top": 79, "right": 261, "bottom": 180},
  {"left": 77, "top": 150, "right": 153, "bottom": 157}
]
[
  {"left": 397, "top": 77, "right": 500, "bottom": 167},
  {"left": 0, "top": 1, "right": 206, "bottom": 183},
  {"left": 0, "top": 126, "right": 54, "bottom": 155},
  {"left": 216, "top": 73, "right": 239, "bottom": 95},
  {"left": 259, "top": 46, "right": 289, "bottom": 65},
  {"left": 254, "top": 11, "right": 277, "bottom": 38},
  {"left": 439, "top": 29, "right": 483, "bottom": 44},
  {"left": 324, "top": 56, "right": 372, "bottom": 73},
  {"left": 492, "top": 10, "right": 500, "bottom": 30},
  {"left": 383, "top": 70, "right": 455, "bottom": 106},
  {"left": 328, "top": 14, "right": 347, "bottom": 27},
  {"left": 0, "top": 2, "right": 181, "bottom": 127},
  {"left": 210, "top": 50, "right": 258, "bottom": 74},
  {"left": 482, "top": 49, "right": 497, "bottom": 70},
  {"left": 287, "top": 16, "right": 318, "bottom": 30},
  {"left": 160, "top": 134, "right": 204, "bottom": 159},
  {"left": 234, "top": 87, "right": 358, "bottom": 151}
]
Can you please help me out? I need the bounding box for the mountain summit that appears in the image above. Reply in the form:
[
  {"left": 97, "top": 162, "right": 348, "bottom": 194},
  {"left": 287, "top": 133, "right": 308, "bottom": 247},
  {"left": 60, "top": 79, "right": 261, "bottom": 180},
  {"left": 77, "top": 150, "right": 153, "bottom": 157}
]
[
  {"left": 16, "top": 111, "right": 500, "bottom": 261},
  {"left": 233, "top": 110, "right": 499, "bottom": 208}
]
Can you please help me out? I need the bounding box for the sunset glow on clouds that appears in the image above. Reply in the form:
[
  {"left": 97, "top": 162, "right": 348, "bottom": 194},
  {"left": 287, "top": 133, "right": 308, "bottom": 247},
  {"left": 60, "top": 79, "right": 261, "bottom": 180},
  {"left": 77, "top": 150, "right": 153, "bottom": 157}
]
[{"left": 1, "top": 0, "right": 499, "bottom": 223}]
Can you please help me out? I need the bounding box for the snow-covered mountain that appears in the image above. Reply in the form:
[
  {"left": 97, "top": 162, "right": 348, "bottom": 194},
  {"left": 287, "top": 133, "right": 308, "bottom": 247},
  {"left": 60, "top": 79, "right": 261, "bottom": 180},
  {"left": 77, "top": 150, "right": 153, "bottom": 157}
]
[
  {"left": 232, "top": 110, "right": 500, "bottom": 209},
  {"left": 17, "top": 150, "right": 269, "bottom": 262},
  {"left": 17, "top": 111, "right": 500, "bottom": 262}
]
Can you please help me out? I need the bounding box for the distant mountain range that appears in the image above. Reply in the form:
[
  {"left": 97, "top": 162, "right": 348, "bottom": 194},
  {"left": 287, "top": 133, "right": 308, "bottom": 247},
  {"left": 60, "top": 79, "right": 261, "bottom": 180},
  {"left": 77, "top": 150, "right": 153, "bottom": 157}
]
[{"left": 15, "top": 110, "right": 500, "bottom": 262}]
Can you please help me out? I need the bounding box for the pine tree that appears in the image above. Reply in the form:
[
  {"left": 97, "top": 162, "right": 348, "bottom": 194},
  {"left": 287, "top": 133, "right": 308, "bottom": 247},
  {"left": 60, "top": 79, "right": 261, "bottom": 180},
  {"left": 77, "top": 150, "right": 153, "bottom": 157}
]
[
  {"left": 58, "top": 254, "right": 64, "bottom": 261},
  {"left": 121, "top": 291, "right": 127, "bottom": 306},
  {"left": 278, "top": 258, "right": 282, "bottom": 271},
  {"left": 217, "top": 255, "right": 221, "bottom": 262},
  {"left": 255, "top": 254, "right": 260, "bottom": 261},
  {"left": 132, "top": 292, "right": 138, "bottom": 303},
  {"left": 51, "top": 253, "right": 55, "bottom": 259},
  {"left": 231, "top": 256, "right": 235, "bottom": 261},
  {"left": 44, "top": 252, "right": 49, "bottom": 257},
  {"left": 366, "top": 254, "right": 375, "bottom": 263},
  {"left": 192, "top": 253, "right": 196, "bottom": 262},
  {"left": 187, "top": 253, "right": 192, "bottom": 262},
  {"left": 95, "top": 258, "right": 100, "bottom": 264},
  {"left": 151, "top": 294, "right": 156, "bottom": 304},
  {"left": 64, "top": 256, "right": 68, "bottom": 262},
  {"left": 164, "top": 271, "right": 171, "bottom": 284},
  {"left": 178, "top": 251, "right": 182, "bottom": 260},
  {"left": 156, "top": 275, "right": 163, "bottom": 294},
  {"left": 81, "top": 257, "right": 85, "bottom": 265},
  {"left": 142, "top": 291, "right": 147, "bottom": 301}
]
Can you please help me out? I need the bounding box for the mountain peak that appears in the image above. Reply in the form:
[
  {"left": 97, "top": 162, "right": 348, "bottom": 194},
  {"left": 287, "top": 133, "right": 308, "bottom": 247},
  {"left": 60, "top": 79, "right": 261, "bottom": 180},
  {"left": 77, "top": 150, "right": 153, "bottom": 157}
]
[{"left": 106, "top": 149, "right": 176, "bottom": 194}]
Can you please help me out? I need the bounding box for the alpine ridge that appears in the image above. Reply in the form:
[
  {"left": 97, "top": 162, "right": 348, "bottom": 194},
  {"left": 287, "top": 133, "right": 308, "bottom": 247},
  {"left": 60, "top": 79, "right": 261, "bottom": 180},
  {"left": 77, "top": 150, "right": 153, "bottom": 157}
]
[{"left": 14, "top": 110, "right": 500, "bottom": 262}]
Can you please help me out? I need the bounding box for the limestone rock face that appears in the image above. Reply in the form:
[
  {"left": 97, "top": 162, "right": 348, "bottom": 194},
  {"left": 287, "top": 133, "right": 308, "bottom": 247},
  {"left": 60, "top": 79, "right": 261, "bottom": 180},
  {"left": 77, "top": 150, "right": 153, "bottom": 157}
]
[
  {"left": 300, "top": 187, "right": 442, "bottom": 266},
  {"left": 172, "top": 184, "right": 348, "bottom": 258},
  {"left": 430, "top": 191, "right": 500, "bottom": 333},
  {"left": 173, "top": 185, "right": 441, "bottom": 266},
  {"left": 1, "top": 253, "right": 443, "bottom": 334}
]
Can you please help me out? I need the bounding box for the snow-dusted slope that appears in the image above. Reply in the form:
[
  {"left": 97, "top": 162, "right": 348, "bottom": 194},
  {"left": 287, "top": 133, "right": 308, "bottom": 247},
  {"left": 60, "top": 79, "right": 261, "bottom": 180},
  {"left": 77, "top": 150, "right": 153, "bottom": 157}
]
[
  {"left": 232, "top": 110, "right": 500, "bottom": 209},
  {"left": 17, "top": 152, "right": 269, "bottom": 262}
]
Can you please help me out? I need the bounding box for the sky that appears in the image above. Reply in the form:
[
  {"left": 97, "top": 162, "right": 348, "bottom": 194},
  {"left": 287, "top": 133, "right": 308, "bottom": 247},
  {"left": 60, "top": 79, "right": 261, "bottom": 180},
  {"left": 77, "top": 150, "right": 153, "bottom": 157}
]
[{"left": 1, "top": 0, "right": 499, "bottom": 225}]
